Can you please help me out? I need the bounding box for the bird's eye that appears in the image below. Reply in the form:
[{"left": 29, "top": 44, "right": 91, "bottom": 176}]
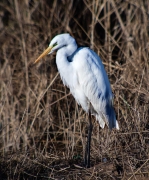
[{"left": 53, "top": 42, "right": 57, "bottom": 47}]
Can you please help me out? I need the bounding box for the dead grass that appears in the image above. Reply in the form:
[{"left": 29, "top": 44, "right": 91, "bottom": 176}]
[{"left": 0, "top": 0, "right": 149, "bottom": 179}]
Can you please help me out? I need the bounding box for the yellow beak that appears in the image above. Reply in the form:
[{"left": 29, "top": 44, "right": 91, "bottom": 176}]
[{"left": 34, "top": 46, "right": 53, "bottom": 64}]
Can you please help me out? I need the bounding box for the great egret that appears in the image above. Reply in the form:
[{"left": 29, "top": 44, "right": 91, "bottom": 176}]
[{"left": 34, "top": 33, "right": 119, "bottom": 168}]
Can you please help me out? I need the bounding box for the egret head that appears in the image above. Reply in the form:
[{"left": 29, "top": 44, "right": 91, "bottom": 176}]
[{"left": 34, "top": 33, "right": 75, "bottom": 64}]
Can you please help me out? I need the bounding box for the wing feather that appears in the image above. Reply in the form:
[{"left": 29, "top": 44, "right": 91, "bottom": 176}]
[{"left": 72, "top": 48, "right": 118, "bottom": 129}]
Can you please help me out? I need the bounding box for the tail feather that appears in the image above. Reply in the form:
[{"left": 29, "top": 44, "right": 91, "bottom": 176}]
[
  {"left": 116, "top": 120, "right": 119, "bottom": 130},
  {"left": 96, "top": 114, "right": 106, "bottom": 129},
  {"left": 105, "top": 103, "right": 119, "bottom": 130},
  {"left": 93, "top": 101, "right": 119, "bottom": 130}
]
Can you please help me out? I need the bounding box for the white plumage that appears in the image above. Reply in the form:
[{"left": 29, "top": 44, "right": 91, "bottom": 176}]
[
  {"left": 35, "top": 33, "right": 119, "bottom": 129},
  {"left": 47, "top": 33, "right": 119, "bottom": 130},
  {"left": 34, "top": 33, "right": 119, "bottom": 168}
]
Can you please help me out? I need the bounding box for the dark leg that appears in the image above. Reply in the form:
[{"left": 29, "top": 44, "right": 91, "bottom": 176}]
[{"left": 84, "top": 111, "right": 93, "bottom": 168}]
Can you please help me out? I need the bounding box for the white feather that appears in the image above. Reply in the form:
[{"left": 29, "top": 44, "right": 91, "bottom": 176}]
[{"left": 49, "top": 33, "right": 119, "bottom": 130}]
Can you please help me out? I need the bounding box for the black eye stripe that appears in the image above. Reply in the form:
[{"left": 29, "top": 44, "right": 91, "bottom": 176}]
[{"left": 53, "top": 42, "right": 57, "bottom": 47}]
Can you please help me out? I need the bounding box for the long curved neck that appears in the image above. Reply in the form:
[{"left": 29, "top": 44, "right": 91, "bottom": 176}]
[
  {"left": 57, "top": 42, "right": 78, "bottom": 59},
  {"left": 56, "top": 42, "right": 78, "bottom": 87},
  {"left": 56, "top": 42, "right": 77, "bottom": 67}
]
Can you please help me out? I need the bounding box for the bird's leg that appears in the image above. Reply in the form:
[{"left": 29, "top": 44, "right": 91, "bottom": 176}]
[{"left": 85, "top": 111, "right": 93, "bottom": 168}]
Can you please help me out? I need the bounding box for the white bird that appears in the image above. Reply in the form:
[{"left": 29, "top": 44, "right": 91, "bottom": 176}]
[{"left": 34, "top": 33, "right": 119, "bottom": 168}]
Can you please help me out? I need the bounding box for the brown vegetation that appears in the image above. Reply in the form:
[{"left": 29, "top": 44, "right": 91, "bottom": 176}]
[{"left": 0, "top": 0, "right": 149, "bottom": 179}]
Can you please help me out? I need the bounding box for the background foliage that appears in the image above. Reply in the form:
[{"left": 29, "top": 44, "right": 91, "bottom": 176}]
[{"left": 0, "top": 0, "right": 149, "bottom": 179}]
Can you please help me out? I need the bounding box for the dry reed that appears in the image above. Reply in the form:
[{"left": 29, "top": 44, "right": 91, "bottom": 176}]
[{"left": 0, "top": 0, "right": 149, "bottom": 179}]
